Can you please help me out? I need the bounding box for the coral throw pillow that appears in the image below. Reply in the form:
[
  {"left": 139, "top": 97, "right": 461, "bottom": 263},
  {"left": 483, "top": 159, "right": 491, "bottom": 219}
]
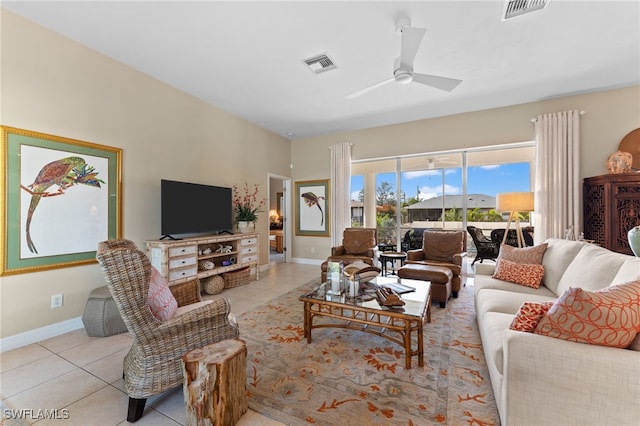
[
  {"left": 499, "top": 243, "right": 548, "bottom": 265},
  {"left": 534, "top": 280, "right": 640, "bottom": 348},
  {"left": 493, "top": 258, "right": 545, "bottom": 289},
  {"left": 148, "top": 266, "right": 178, "bottom": 321},
  {"left": 510, "top": 301, "right": 555, "bottom": 332}
]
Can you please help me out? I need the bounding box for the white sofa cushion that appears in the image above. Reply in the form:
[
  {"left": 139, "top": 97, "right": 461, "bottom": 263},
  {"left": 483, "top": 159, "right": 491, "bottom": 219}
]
[
  {"left": 476, "top": 289, "right": 556, "bottom": 321},
  {"left": 480, "top": 312, "right": 513, "bottom": 375},
  {"left": 556, "top": 243, "right": 629, "bottom": 296},
  {"left": 541, "top": 239, "right": 586, "bottom": 294},
  {"left": 611, "top": 257, "right": 640, "bottom": 285}
]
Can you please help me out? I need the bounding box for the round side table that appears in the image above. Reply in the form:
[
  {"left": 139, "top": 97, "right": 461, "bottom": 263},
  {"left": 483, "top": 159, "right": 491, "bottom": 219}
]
[{"left": 379, "top": 252, "right": 407, "bottom": 276}]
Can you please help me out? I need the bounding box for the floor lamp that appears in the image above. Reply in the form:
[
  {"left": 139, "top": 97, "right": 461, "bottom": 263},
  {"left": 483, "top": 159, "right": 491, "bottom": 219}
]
[{"left": 496, "top": 192, "right": 534, "bottom": 248}]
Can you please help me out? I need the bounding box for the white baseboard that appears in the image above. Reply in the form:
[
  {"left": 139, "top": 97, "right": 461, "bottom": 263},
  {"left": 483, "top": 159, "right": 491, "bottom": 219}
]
[
  {"left": 0, "top": 317, "right": 84, "bottom": 353},
  {"left": 292, "top": 257, "right": 323, "bottom": 265}
]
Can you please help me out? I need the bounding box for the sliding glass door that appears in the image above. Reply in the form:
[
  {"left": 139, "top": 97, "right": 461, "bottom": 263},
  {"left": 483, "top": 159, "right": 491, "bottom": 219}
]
[{"left": 351, "top": 144, "right": 534, "bottom": 251}]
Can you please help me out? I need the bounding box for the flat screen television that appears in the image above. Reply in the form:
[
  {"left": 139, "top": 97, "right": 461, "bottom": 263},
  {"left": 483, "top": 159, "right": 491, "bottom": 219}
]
[{"left": 161, "top": 179, "right": 233, "bottom": 238}]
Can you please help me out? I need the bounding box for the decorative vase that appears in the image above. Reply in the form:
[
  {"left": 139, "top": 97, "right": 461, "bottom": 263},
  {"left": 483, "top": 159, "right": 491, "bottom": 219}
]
[
  {"left": 628, "top": 226, "right": 640, "bottom": 257},
  {"left": 607, "top": 150, "right": 633, "bottom": 174},
  {"left": 237, "top": 220, "right": 255, "bottom": 234}
]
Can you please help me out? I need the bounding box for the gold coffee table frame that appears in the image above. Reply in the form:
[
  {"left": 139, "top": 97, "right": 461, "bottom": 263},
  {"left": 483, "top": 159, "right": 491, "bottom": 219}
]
[{"left": 299, "top": 277, "right": 431, "bottom": 369}]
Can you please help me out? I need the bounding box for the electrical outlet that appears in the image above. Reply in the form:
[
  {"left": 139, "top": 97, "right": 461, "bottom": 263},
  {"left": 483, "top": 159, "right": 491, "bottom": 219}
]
[
  {"left": 310, "top": 246, "right": 315, "bottom": 253},
  {"left": 51, "top": 294, "right": 63, "bottom": 309}
]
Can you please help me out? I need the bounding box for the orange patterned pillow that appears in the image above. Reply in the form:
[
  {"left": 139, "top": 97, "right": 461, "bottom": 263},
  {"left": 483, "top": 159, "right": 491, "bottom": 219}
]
[
  {"left": 534, "top": 280, "right": 640, "bottom": 348},
  {"left": 499, "top": 243, "right": 548, "bottom": 265},
  {"left": 493, "top": 258, "right": 545, "bottom": 288},
  {"left": 148, "top": 266, "right": 178, "bottom": 321},
  {"left": 510, "top": 301, "right": 555, "bottom": 332}
]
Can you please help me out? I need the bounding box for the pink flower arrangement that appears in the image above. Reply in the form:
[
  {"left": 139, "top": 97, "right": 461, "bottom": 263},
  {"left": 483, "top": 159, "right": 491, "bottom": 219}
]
[{"left": 232, "top": 182, "right": 266, "bottom": 224}]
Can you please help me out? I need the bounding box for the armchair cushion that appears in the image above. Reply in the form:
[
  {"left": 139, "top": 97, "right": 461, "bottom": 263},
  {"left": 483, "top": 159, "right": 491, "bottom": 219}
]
[
  {"left": 149, "top": 266, "right": 178, "bottom": 321},
  {"left": 174, "top": 300, "right": 213, "bottom": 316},
  {"left": 423, "top": 231, "right": 464, "bottom": 262},
  {"left": 343, "top": 231, "right": 377, "bottom": 255}
]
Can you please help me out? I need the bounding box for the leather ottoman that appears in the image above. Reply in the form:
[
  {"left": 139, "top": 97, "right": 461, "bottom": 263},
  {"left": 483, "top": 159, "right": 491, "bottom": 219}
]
[{"left": 397, "top": 264, "right": 453, "bottom": 308}]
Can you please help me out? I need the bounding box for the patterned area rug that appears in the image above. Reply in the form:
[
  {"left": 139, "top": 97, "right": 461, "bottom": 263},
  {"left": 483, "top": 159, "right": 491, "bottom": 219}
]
[{"left": 237, "top": 280, "right": 500, "bottom": 426}]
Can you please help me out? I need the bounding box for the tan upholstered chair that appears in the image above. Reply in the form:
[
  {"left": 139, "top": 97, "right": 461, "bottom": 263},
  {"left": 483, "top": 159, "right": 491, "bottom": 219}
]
[
  {"left": 406, "top": 230, "right": 468, "bottom": 297},
  {"left": 96, "top": 239, "right": 239, "bottom": 422},
  {"left": 321, "top": 228, "right": 378, "bottom": 282}
]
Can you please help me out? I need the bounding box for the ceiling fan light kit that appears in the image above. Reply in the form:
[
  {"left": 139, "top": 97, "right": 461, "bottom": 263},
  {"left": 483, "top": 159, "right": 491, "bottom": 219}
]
[{"left": 347, "top": 17, "right": 462, "bottom": 99}]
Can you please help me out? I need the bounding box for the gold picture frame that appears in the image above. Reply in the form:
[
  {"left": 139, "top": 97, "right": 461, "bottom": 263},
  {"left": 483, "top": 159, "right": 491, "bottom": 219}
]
[{"left": 1, "top": 126, "right": 122, "bottom": 275}]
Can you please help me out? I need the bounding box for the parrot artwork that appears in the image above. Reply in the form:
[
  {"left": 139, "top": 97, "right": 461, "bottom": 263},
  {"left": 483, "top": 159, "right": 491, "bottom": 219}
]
[
  {"left": 21, "top": 156, "right": 105, "bottom": 254},
  {"left": 301, "top": 192, "right": 325, "bottom": 226}
]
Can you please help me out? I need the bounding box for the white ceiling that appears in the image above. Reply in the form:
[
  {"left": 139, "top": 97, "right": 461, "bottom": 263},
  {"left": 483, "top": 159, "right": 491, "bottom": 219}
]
[{"left": 3, "top": 1, "right": 639, "bottom": 140}]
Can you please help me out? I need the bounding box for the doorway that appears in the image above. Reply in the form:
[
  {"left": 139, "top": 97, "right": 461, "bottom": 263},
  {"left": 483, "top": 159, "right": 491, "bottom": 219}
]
[{"left": 268, "top": 174, "right": 291, "bottom": 264}]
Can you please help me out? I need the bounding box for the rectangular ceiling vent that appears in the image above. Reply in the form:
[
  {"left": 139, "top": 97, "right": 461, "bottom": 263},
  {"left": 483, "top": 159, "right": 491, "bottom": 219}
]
[
  {"left": 303, "top": 53, "right": 336, "bottom": 74},
  {"left": 502, "top": 0, "right": 550, "bottom": 20}
]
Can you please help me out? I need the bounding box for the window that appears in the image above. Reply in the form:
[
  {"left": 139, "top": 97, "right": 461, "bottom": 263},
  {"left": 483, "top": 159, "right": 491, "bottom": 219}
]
[{"left": 351, "top": 144, "right": 534, "bottom": 250}]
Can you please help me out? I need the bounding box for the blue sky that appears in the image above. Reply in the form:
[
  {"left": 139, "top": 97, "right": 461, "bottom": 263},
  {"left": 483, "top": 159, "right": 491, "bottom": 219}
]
[{"left": 351, "top": 162, "right": 531, "bottom": 201}]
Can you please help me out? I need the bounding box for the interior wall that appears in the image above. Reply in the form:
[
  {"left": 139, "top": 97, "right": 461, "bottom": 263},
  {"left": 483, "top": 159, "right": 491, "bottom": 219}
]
[
  {"left": 291, "top": 85, "right": 640, "bottom": 262},
  {"left": 0, "top": 10, "right": 291, "bottom": 339}
]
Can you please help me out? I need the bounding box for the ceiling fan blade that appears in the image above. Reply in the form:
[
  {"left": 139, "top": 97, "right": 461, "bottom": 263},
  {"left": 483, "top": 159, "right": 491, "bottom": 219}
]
[
  {"left": 400, "top": 27, "right": 426, "bottom": 67},
  {"left": 412, "top": 73, "right": 462, "bottom": 92},
  {"left": 346, "top": 77, "right": 395, "bottom": 99}
]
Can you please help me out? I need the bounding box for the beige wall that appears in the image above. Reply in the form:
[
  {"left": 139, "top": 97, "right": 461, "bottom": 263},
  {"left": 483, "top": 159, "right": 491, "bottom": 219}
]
[
  {"left": 291, "top": 86, "right": 640, "bottom": 261},
  {"left": 1, "top": 9, "right": 639, "bottom": 341},
  {"left": 0, "top": 10, "right": 291, "bottom": 339}
]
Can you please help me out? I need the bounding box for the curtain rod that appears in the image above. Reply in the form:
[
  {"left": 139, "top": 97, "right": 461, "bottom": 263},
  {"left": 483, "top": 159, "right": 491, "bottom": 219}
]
[
  {"left": 530, "top": 110, "right": 586, "bottom": 123},
  {"left": 328, "top": 142, "right": 354, "bottom": 149}
]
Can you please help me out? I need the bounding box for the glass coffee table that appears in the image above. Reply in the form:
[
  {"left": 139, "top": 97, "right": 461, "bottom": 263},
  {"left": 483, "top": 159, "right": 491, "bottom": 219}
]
[{"left": 299, "top": 276, "right": 431, "bottom": 369}]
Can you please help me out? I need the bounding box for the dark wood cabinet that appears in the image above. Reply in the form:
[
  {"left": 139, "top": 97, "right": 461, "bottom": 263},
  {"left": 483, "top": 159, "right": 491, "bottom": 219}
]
[{"left": 583, "top": 173, "right": 640, "bottom": 255}]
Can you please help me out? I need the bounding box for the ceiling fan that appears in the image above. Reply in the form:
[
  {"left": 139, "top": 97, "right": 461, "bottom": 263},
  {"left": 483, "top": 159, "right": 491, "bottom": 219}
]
[
  {"left": 347, "top": 18, "right": 462, "bottom": 99},
  {"left": 426, "top": 157, "right": 457, "bottom": 169}
]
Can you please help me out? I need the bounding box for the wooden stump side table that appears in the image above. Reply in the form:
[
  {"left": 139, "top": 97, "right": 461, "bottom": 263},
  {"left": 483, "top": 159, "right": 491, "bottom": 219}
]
[{"left": 182, "top": 339, "right": 247, "bottom": 426}]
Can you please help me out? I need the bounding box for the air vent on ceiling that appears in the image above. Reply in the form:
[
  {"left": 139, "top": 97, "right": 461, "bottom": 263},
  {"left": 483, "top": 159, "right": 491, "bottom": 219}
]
[
  {"left": 502, "top": 0, "right": 550, "bottom": 20},
  {"left": 303, "top": 53, "right": 336, "bottom": 74}
]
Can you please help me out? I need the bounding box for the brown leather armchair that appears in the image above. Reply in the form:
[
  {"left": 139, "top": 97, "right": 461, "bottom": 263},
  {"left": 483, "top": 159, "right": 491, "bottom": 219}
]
[
  {"left": 406, "top": 230, "right": 468, "bottom": 297},
  {"left": 321, "top": 228, "right": 378, "bottom": 282}
]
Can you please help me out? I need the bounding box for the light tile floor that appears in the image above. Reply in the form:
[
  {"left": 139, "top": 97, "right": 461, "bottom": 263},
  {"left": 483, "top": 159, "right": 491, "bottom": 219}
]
[
  {"left": 1, "top": 261, "right": 319, "bottom": 425},
  {"left": 1, "top": 257, "right": 479, "bottom": 425}
]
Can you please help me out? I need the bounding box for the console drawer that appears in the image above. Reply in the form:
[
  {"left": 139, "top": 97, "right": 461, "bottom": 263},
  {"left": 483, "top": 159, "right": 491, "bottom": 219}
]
[
  {"left": 169, "top": 245, "right": 197, "bottom": 258},
  {"left": 168, "top": 266, "right": 197, "bottom": 281},
  {"left": 240, "top": 238, "right": 257, "bottom": 246},
  {"left": 240, "top": 246, "right": 257, "bottom": 255},
  {"left": 239, "top": 254, "right": 258, "bottom": 264},
  {"left": 169, "top": 256, "right": 197, "bottom": 269}
]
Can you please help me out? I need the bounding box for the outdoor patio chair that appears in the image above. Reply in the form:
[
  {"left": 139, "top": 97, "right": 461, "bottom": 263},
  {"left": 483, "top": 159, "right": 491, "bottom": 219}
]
[{"left": 467, "top": 226, "right": 498, "bottom": 266}]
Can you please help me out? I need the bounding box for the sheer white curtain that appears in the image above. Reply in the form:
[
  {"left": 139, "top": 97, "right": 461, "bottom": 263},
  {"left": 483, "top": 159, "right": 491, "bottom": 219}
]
[
  {"left": 330, "top": 142, "right": 352, "bottom": 247},
  {"left": 533, "top": 110, "right": 581, "bottom": 243}
]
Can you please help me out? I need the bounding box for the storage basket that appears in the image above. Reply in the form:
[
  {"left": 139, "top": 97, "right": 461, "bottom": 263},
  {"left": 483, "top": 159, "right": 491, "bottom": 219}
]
[
  {"left": 202, "top": 275, "right": 225, "bottom": 295},
  {"left": 223, "top": 266, "right": 250, "bottom": 289},
  {"left": 198, "top": 260, "right": 215, "bottom": 272}
]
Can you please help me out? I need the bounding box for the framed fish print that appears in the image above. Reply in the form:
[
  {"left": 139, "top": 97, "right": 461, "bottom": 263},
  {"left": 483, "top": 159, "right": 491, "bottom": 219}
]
[
  {"left": 295, "top": 179, "right": 329, "bottom": 237},
  {"left": 1, "top": 126, "right": 122, "bottom": 275}
]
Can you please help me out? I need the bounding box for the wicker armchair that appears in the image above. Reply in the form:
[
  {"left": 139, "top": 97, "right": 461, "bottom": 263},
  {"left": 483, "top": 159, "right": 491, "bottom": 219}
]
[
  {"left": 96, "top": 239, "right": 239, "bottom": 422},
  {"left": 467, "top": 226, "right": 498, "bottom": 266}
]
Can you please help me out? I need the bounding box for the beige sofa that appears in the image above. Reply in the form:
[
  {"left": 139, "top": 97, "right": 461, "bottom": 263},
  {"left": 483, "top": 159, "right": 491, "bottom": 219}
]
[{"left": 474, "top": 238, "right": 640, "bottom": 426}]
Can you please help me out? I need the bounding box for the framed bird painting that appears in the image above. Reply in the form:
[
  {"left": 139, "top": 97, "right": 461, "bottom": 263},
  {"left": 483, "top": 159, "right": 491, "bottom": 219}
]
[
  {"left": 1, "top": 126, "right": 122, "bottom": 275},
  {"left": 295, "top": 179, "right": 329, "bottom": 237}
]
